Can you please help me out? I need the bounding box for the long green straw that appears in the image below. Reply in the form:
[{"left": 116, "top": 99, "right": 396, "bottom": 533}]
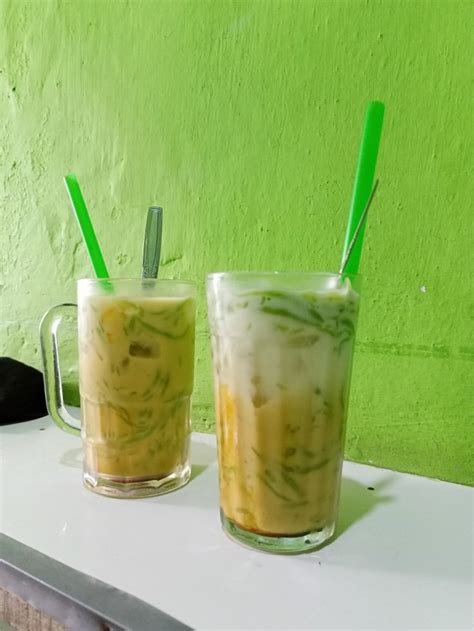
[
  {"left": 142, "top": 206, "right": 163, "bottom": 278},
  {"left": 64, "top": 173, "right": 110, "bottom": 278},
  {"left": 341, "top": 101, "right": 385, "bottom": 275}
]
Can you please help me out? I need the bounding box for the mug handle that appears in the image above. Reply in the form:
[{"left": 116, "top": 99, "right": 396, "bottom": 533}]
[{"left": 39, "top": 303, "right": 81, "bottom": 437}]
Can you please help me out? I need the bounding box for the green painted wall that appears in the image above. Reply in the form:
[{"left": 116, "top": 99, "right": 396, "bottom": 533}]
[{"left": 1, "top": 0, "right": 472, "bottom": 485}]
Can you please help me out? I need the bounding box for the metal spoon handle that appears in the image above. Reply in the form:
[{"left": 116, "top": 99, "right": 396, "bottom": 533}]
[
  {"left": 142, "top": 207, "right": 163, "bottom": 279},
  {"left": 339, "top": 179, "right": 379, "bottom": 275}
]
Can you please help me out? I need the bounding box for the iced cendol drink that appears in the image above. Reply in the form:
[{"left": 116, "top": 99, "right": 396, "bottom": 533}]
[
  {"left": 78, "top": 279, "right": 196, "bottom": 498},
  {"left": 207, "top": 272, "right": 360, "bottom": 552}
]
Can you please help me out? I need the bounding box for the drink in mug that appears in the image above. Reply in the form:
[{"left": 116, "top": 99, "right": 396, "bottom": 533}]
[
  {"left": 207, "top": 272, "right": 360, "bottom": 552},
  {"left": 41, "top": 279, "right": 196, "bottom": 498}
]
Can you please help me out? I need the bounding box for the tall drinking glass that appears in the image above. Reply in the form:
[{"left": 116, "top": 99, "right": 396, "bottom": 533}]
[
  {"left": 207, "top": 272, "right": 360, "bottom": 553},
  {"left": 40, "top": 278, "right": 196, "bottom": 498}
]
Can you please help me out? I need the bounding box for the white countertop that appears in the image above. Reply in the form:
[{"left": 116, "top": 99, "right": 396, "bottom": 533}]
[{"left": 0, "top": 417, "right": 472, "bottom": 630}]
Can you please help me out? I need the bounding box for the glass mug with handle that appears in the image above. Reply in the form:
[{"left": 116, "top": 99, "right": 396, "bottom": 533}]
[
  {"left": 40, "top": 278, "right": 196, "bottom": 498},
  {"left": 207, "top": 271, "right": 361, "bottom": 553}
]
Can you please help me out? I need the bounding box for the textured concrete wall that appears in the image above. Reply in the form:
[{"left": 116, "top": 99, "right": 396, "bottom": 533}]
[{"left": 1, "top": 0, "right": 472, "bottom": 484}]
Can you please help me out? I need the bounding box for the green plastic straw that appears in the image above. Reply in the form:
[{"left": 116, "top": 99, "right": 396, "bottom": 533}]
[
  {"left": 142, "top": 206, "right": 163, "bottom": 278},
  {"left": 64, "top": 173, "right": 110, "bottom": 278},
  {"left": 341, "top": 101, "right": 385, "bottom": 275}
]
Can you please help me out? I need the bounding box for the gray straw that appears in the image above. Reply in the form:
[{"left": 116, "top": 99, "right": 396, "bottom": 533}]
[
  {"left": 339, "top": 180, "right": 379, "bottom": 275},
  {"left": 142, "top": 207, "right": 163, "bottom": 278}
]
